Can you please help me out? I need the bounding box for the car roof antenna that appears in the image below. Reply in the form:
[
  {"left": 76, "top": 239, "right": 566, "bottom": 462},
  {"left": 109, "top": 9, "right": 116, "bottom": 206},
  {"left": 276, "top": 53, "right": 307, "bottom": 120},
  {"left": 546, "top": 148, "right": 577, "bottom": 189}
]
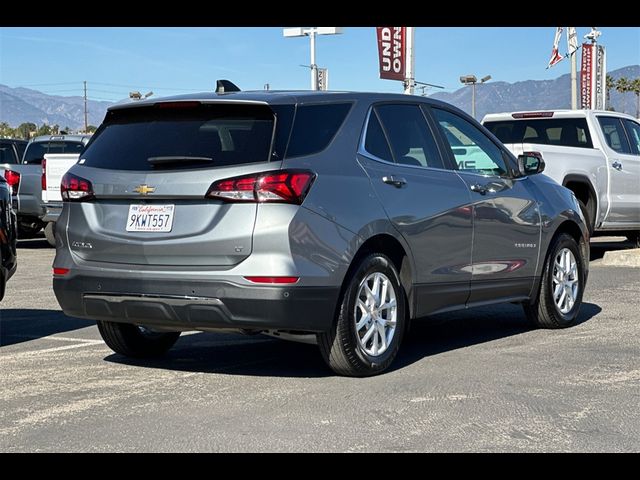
[{"left": 216, "top": 80, "right": 241, "bottom": 93}]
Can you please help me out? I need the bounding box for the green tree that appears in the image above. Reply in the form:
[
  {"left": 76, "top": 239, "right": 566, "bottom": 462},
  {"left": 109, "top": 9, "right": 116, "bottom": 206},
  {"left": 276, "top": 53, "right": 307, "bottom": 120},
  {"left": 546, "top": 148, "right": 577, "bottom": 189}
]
[
  {"left": 630, "top": 78, "right": 640, "bottom": 118},
  {"left": 16, "top": 122, "right": 37, "bottom": 140},
  {"left": 0, "top": 122, "right": 17, "bottom": 138},
  {"left": 86, "top": 125, "right": 97, "bottom": 133},
  {"left": 36, "top": 124, "right": 52, "bottom": 136},
  {"left": 615, "top": 77, "right": 631, "bottom": 114}
]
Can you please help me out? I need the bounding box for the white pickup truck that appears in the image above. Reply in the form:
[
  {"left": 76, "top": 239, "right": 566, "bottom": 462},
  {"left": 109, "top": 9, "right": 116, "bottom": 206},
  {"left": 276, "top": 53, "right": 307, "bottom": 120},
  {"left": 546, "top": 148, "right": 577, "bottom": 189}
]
[
  {"left": 483, "top": 110, "right": 640, "bottom": 246},
  {"left": 41, "top": 153, "right": 82, "bottom": 246}
]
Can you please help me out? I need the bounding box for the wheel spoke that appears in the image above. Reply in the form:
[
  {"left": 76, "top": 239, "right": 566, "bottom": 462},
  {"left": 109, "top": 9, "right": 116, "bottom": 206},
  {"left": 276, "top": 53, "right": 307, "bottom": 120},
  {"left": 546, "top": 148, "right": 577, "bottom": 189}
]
[
  {"left": 379, "top": 298, "right": 397, "bottom": 312},
  {"left": 376, "top": 322, "right": 387, "bottom": 351},
  {"left": 356, "top": 312, "right": 371, "bottom": 330},
  {"left": 361, "top": 323, "right": 376, "bottom": 345}
]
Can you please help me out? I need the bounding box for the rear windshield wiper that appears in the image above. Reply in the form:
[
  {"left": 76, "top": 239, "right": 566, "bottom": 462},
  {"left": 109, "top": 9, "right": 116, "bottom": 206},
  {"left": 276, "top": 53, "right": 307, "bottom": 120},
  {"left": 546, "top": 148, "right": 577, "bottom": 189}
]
[{"left": 147, "top": 156, "right": 213, "bottom": 166}]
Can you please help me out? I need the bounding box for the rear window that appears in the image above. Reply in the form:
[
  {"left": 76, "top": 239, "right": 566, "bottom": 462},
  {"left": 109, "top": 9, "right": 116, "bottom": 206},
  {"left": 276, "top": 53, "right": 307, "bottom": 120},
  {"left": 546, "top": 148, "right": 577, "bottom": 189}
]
[
  {"left": 81, "top": 104, "right": 284, "bottom": 171},
  {"left": 0, "top": 142, "right": 18, "bottom": 164},
  {"left": 23, "top": 141, "right": 86, "bottom": 164},
  {"left": 484, "top": 118, "right": 593, "bottom": 148},
  {"left": 285, "top": 103, "right": 352, "bottom": 158}
]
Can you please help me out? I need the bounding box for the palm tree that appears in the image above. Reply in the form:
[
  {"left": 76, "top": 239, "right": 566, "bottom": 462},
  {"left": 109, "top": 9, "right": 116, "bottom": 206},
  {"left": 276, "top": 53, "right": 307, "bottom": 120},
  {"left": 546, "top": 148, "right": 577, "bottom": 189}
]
[
  {"left": 616, "top": 77, "right": 631, "bottom": 114},
  {"left": 605, "top": 74, "right": 616, "bottom": 110},
  {"left": 630, "top": 78, "right": 640, "bottom": 118}
]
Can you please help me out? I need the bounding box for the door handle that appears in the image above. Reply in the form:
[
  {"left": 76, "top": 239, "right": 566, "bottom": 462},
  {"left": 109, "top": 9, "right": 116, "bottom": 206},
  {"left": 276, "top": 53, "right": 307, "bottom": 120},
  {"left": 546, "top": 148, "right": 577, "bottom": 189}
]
[
  {"left": 382, "top": 176, "right": 407, "bottom": 188},
  {"left": 470, "top": 183, "right": 488, "bottom": 195},
  {"left": 612, "top": 161, "right": 623, "bottom": 171}
]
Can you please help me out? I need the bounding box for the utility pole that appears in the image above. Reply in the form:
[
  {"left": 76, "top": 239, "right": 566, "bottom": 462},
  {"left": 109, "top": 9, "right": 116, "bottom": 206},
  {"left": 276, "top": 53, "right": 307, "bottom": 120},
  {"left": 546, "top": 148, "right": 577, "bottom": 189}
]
[
  {"left": 83, "top": 80, "right": 88, "bottom": 133},
  {"left": 403, "top": 27, "right": 415, "bottom": 95}
]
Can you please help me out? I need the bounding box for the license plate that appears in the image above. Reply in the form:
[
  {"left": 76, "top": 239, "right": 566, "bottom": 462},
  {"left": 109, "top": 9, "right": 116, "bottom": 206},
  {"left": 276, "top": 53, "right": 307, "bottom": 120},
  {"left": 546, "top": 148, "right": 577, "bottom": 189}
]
[{"left": 126, "top": 204, "right": 175, "bottom": 232}]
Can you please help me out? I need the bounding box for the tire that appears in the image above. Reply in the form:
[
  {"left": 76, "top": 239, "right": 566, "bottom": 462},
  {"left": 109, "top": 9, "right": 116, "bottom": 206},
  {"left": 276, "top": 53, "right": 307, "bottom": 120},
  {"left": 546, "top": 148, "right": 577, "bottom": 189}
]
[
  {"left": 626, "top": 231, "right": 640, "bottom": 249},
  {"left": 317, "top": 253, "right": 407, "bottom": 377},
  {"left": 523, "top": 233, "right": 585, "bottom": 328},
  {"left": 577, "top": 199, "right": 595, "bottom": 236},
  {"left": 44, "top": 222, "right": 56, "bottom": 247},
  {"left": 97, "top": 320, "right": 180, "bottom": 358}
]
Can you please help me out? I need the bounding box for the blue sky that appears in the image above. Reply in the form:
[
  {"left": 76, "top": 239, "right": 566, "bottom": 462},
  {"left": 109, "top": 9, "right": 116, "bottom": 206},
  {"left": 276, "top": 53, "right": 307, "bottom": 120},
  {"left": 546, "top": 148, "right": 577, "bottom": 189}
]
[{"left": 0, "top": 27, "right": 638, "bottom": 102}]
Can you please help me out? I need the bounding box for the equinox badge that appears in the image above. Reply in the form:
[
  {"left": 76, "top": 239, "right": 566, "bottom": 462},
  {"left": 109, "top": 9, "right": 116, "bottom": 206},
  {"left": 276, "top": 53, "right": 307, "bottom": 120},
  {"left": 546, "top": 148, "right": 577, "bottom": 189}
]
[{"left": 134, "top": 184, "right": 156, "bottom": 195}]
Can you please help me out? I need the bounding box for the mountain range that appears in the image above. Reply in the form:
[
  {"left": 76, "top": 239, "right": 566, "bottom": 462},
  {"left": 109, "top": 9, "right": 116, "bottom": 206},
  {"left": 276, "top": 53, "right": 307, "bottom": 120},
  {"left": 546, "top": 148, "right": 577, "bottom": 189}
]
[
  {"left": 0, "top": 65, "right": 638, "bottom": 130},
  {"left": 430, "top": 65, "right": 639, "bottom": 120}
]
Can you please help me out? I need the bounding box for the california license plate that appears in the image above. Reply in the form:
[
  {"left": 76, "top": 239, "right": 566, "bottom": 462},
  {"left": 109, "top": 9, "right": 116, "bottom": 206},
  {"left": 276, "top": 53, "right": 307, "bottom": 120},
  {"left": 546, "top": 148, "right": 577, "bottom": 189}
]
[{"left": 126, "top": 204, "right": 175, "bottom": 232}]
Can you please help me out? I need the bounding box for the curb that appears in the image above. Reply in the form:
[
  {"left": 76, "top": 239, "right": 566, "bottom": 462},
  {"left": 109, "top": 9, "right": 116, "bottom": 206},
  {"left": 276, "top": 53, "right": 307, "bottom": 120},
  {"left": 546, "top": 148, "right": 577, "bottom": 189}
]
[{"left": 601, "top": 249, "right": 640, "bottom": 267}]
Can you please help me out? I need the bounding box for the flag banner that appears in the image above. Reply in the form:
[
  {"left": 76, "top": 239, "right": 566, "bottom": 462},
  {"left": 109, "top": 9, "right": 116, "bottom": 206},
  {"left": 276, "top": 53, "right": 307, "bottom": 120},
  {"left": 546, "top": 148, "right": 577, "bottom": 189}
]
[
  {"left": 548, "top": 27, "right": 564, "bottom": 68},
  {"left": 567, "top": 27, "right": 579, "bottom": 56},
  {"left": 376, "top": 27, "right": 406, "bottom": 80},
  {"left": 581, "top": 43, "right": 594, "bottom": 109},
  {"left": 595, "top": 45, "right": 606, "bottom": 110}
]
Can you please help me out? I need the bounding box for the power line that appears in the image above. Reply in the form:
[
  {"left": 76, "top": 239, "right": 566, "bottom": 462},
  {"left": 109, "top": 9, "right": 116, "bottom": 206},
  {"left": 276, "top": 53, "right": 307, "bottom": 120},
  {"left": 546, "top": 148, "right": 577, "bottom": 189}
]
[
  {"left": 19, "top": 81, "right": 81, "bottom": 87},
  {"left": 90, "top": 81, "right": 208, "bottom": 91}
]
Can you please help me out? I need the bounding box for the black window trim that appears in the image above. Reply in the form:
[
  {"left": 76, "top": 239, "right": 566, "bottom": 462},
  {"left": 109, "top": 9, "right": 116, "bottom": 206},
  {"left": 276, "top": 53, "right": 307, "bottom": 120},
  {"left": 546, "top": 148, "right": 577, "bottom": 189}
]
[
  {"left": 358, "top": 101, "right": 454, "bottom": 172},
  {"left": 424, "top": 104, "right": 520, "bottom": 180},
  {"left": 621, "top": 118, "right": 640, "bottom": 156}
]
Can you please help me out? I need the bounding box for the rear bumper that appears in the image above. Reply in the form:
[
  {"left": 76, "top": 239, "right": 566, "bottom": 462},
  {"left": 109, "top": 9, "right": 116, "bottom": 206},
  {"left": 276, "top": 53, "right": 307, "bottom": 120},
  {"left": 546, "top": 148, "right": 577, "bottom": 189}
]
[
  {"left": 14, "top": 193, "right": 44, "bottom": 218},
  {"left": 53, "top": 274, "right": 339, "bottom": 333},
  {"left": 41, "top": 202, "right": 62, "bottom": 222}
]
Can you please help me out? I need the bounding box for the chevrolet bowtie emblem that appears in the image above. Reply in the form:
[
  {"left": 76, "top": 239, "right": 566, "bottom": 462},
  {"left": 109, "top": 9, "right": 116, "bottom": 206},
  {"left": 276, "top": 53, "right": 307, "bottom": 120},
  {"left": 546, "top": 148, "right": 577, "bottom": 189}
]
[{"left": 134, "top": 184, "right": 156, "bottom": 195}]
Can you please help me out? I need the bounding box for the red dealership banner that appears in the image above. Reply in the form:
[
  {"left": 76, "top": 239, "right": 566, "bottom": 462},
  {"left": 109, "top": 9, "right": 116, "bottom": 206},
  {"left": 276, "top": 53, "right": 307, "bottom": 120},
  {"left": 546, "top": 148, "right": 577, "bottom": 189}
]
[
  {"left": 581, "top": 43, "right": 594, "bottom": 109},
  {"left": 376, "top": 27, "right": 406, "bottom": 81}
]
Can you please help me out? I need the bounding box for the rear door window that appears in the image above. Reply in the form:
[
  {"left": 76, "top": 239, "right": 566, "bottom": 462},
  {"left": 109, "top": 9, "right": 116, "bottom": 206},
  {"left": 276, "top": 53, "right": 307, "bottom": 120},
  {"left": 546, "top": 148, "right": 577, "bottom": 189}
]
[
  {"left": 363, "top": 111, "right": 393, "bottom": 162},
  {"left": 597, "top": 117, "right": 632, "bottom": 154},
  {"left": 374, "top": 104, "right": 445, "bottom": 169},
  {"left": 81, "top": 104, "right": 280, "bottom": 171},
  {"left": 622, "top": 119, "right": 640, "bottom": 155},
  {"left": 285, "top": 103, "right": 352, "bottom": 158}
]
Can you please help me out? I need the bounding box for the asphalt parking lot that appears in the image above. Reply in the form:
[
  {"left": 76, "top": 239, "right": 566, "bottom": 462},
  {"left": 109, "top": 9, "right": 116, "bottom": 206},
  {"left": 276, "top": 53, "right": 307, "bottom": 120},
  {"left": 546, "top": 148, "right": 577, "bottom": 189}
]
[{"left": 1, "top": 237, "right": 638, "bottom": 452}]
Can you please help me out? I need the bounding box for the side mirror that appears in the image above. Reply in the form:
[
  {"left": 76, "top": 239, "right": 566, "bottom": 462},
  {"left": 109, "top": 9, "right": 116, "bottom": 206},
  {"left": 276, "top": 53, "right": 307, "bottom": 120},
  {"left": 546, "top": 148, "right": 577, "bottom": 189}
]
[{"left": 517, "top": 151, "right": 545, "bottom": 176}]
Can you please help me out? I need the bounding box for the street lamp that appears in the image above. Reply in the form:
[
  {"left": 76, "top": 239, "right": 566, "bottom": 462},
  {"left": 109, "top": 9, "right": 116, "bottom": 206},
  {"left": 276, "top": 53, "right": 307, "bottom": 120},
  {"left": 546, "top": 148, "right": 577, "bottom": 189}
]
[
  {"left": 283, "top": 27, "right": 344, "bottom": 90},
  {"left": 459, "top": 74, "right": 491, "bottom": 119}
]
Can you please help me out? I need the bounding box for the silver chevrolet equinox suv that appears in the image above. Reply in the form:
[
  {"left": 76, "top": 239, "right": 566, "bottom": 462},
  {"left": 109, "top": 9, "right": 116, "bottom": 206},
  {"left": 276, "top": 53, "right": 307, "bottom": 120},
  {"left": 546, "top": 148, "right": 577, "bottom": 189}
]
[{"left": 53, "top": 90, "right": 589, "bottom": 376}]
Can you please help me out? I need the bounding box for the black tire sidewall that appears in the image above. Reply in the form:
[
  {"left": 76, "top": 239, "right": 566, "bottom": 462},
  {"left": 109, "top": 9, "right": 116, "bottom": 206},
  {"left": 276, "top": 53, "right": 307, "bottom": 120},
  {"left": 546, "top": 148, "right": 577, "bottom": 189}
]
[
  {"left": 543, "top": 235, "right": 585, "bottom": 326},
  {"left": 343, "top": 254, "right": 406, "bottom": 370}
]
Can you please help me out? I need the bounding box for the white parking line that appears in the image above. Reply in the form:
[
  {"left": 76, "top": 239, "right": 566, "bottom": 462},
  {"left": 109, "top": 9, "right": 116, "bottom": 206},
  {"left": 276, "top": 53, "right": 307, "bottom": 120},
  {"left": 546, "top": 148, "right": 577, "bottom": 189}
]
[
  {"left": 6, "top": 334, "right": 103, "bottom": 344},
  {"left": 4, "top": 342, "right": 108, "bottom": 360}
]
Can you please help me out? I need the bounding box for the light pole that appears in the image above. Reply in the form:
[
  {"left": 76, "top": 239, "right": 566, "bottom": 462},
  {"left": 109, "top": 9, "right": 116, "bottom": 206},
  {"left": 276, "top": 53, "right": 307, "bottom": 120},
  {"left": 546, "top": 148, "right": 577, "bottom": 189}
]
[
  {"left": 283, "top": 27, "right": 343, "bottom": 90},
  {"left": 459, "top": 74, "right": 491, "bottom": 119}
]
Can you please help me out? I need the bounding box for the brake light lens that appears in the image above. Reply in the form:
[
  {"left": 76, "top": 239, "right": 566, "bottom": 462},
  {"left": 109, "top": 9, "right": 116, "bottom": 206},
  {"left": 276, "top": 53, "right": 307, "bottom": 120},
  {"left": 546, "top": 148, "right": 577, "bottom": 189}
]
[
  {"left": 206, "top": 170, "right": 316, "bottom": 205},
  {"left": 511, "top": 112, "right": 554, "bottom": 119},
  {"left": 61, "top": 172, "right": 94, "bottom": 202},
  {"left": 4, "top": 170, "right": 20, "bottom": 195},
  {"left": 53, "top": 267, "right": 69, "bottom": 276},
  {"left": 42, "top": 158, "right": 47, "bottom": 191},
  {"left": 244, "top": 276, "right": 299, "bottom": 284}
]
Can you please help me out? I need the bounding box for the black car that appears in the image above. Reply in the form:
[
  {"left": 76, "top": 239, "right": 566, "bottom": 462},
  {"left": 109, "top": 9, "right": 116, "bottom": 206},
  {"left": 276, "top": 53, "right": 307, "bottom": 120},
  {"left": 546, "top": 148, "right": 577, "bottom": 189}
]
[{"left": 0, "top": 174, "right": 17, "bottom": 300}]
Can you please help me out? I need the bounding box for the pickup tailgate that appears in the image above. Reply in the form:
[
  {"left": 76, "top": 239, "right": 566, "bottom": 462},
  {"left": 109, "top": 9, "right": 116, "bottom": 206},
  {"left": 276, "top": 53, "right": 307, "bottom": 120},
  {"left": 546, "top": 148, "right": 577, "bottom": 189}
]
[{"left": 42, "top": 153, "right": 80, "bottom": 203}]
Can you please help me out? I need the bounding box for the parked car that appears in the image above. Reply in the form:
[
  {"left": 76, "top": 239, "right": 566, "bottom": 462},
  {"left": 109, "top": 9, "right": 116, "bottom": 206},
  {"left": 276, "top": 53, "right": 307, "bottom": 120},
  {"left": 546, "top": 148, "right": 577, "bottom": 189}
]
[
  {"left": 483, "top": 110, "right": 640, "bottom": 246},
  {"left": 0, "top": 134, "right": 91, "bottom": 242},
  {"left": 0, "top": 173, "right": 17, "bottom": 301},
  {"left": 53, "top": 91, "right": 589, "bottom": 376}
]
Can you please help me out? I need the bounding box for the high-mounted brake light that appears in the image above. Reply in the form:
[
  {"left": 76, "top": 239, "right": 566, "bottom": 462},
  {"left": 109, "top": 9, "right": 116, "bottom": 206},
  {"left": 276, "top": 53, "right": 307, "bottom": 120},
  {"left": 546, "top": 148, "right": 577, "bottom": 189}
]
[
  {"left": 4, "top": 170, "right": 20, "bottom": 196},
  {"left": 206, "top": 170, "right": 316, "bottom": 205},
  {"left": 61, "top": 172, "right": 94, "bottom": 202},
  {"left": 511, "top": 112, "right": 555, "bottom": 119}
]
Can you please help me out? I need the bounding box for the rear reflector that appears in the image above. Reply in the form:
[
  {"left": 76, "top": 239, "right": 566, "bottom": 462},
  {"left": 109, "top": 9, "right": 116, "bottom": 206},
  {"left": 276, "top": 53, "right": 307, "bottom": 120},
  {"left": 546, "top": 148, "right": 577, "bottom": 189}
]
[
  {"left": 206, "top": 170, "right": 315, "bottom": 205},
  {"left": 511, "top": 112, "right": 554, "bottom": 119},
  {"left": 53, "top": 268, "right": 69, "bottom": 276},
  {"left": 244, "top": 276, "right": 299, "bottom": 284},
  {"left": 4, "top": 170, "right": 20, "bottom": 195},
  {"left": 61, "top": 172, "right": 95, "bottom": 202}
]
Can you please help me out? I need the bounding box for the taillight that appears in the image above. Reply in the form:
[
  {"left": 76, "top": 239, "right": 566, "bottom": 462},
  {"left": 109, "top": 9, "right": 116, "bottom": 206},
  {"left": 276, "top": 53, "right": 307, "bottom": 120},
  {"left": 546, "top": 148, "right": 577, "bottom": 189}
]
[
  {"left": 42, "top": 158, "right": 47, "bottom": 191},
  {"left": 61, "top": 172, "right": 94, "bottom": 202},
  {"left": 206, "top": 170, "right": 316, "bottom": 205},
  {"left": 4, "top": 170, "right": 20, "bottom": 196},
  {"left": 53, "top": 267, "right": 69, "bottom": 276}
]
